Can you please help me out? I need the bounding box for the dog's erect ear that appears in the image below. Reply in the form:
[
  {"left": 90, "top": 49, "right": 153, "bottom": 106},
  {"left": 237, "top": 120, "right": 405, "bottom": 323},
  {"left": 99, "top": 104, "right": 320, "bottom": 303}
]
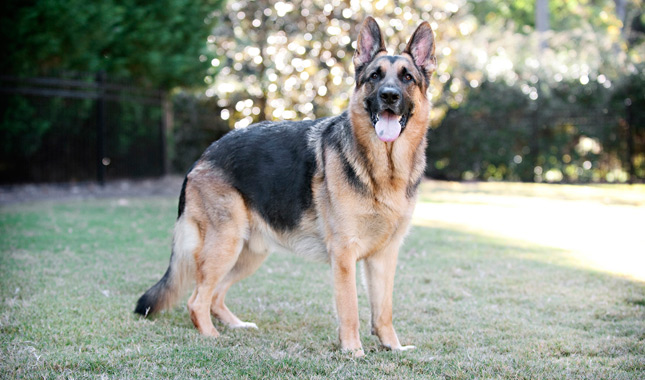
[
  {"left": 353, "top": 17, "right": 386, "bottom": 77},
  {"left": 403, "top": 21, "right": 436, "bottom": 76}
]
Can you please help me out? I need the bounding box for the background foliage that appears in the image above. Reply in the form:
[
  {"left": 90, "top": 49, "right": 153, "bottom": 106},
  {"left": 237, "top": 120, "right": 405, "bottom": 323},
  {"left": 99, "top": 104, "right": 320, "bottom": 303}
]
[
  {"left": 1, "top": 0, "right": 644, "bottom": 182},
  {"left": 201, "top": 0, "right": 644, "bottom": 182},
  {"left": 0, "top": 0, "right": 225, "bottom": 182},
  {"left": 1, "top": 0, "right": 225, "bottom": 88}
]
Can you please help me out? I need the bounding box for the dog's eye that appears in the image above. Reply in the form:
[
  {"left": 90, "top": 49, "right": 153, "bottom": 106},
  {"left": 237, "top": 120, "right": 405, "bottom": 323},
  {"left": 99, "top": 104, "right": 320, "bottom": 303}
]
[
  {"left": 404, "top": 73, "right": 413, "bottom": 82},
  {"left": 370, "top": 72, "right": 380, "bottom": 80}
]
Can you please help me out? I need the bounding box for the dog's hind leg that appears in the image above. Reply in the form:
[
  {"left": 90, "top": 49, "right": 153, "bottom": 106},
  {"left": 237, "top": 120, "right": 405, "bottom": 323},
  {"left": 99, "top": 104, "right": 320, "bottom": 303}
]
[
  {"left": 210, "top": 247, "right": 268, "bottom": 329},
  {"left": 187, "top": 223, "right": 246, "bottom": 337},
  {"left": 185, "top": 173, "right": 249, "bottom": 337}
]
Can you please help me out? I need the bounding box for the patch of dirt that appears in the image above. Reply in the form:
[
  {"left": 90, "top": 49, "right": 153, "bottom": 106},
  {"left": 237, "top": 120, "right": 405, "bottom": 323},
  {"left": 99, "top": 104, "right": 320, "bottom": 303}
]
[{"left": 0, "top": 176, "right": 185, "bottom": 205}]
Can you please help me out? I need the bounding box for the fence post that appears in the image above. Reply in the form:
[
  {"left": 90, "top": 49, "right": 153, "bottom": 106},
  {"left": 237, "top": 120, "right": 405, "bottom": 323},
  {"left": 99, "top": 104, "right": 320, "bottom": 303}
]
[
  {"left": 625, "top": 98, "right": 634, "bottom": 184},
  {"left": 96, "top": 71, "right": 107, "bottom": 185}
]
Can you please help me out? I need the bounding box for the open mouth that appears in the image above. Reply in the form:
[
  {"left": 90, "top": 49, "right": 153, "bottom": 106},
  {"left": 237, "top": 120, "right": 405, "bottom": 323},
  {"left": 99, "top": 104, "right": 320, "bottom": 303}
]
[{"left": 370, "top": 110, "right": 410, "bottom": 142}]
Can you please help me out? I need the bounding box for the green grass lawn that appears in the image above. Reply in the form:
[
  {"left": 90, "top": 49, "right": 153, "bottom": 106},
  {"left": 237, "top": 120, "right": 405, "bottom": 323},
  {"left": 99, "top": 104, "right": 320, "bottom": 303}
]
[{"left": 1, "top": 182, "right": 644, "bottom": 379}]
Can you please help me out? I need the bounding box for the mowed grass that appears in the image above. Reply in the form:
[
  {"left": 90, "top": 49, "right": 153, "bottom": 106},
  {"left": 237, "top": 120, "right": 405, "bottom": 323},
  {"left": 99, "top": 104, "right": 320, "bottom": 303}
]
[{"left": 1, "top": 182, "right": 644, "bottom": 379}]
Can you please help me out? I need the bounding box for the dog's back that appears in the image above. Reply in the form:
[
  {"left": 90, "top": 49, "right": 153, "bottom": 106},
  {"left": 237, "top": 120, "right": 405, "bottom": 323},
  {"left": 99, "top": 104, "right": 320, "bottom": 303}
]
[
  {"left": 201, "top": 119, "right": 319, "bottom": 230},
  {"left": 135, "top": 114, "right": 343, "bottom": 318}
]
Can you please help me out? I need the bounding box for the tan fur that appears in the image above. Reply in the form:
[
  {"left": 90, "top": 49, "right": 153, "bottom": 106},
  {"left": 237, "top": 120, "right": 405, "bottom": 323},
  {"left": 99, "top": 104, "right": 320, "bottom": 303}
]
[
  {"left": 182, "top": 165, "right": 251, "bottom": 336},
  {"left": 316, "top": 43, "right": 432, "bottom": 355},
  {"left": 141, "top": 18, "right": 434, "bottom": 357}
]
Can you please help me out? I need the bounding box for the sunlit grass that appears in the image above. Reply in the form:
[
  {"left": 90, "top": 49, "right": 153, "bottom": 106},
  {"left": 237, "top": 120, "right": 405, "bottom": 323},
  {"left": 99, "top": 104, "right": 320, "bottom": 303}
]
[
  {"left": 1, "top": 183, "right": 644, "bottom": 378},
  {"left": 415, "top": 181, "right": 645, "bottom": 282}
]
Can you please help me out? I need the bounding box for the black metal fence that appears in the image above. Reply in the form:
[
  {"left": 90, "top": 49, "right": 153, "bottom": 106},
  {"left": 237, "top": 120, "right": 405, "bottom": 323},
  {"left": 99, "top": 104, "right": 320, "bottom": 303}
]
[
  {"left": 427, "top": 101, "right": 644, "bottom": 183},
  {"left": 0, "top": 72, "right": 168, "bottom": 184},
  {"left": 170, "top": 93, "right": 230, "bottom": 174},
  {"left": 1, "top": 72, "right": 643, "bottom": 185}
]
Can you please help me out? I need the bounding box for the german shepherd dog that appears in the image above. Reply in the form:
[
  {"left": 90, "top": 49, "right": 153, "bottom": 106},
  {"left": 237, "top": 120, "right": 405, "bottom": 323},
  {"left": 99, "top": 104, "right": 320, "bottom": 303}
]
[{"left": 135, "top": 17, "right": 436, "bottom": 357}]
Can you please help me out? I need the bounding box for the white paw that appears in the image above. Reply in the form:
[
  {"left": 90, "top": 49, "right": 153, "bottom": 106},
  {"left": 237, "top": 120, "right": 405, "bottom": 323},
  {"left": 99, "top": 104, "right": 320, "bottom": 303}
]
[
  {"left": 230, "top": 321, "right": 258, "bottom": 329},
  {"left": 393, "top": 345, "right": 416, "bottom": 352}
]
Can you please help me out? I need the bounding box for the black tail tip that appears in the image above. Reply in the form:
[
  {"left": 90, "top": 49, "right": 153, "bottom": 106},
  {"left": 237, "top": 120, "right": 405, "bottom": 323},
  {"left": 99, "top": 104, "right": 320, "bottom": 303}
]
[{"left": 134, "top": 293, "right": 156, "bottom": 317}]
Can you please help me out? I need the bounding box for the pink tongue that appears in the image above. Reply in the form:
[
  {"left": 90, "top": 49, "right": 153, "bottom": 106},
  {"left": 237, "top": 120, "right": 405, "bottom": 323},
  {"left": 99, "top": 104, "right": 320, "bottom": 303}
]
[{"left": 375, "top": 111, "right": 401, "bottom": 142}]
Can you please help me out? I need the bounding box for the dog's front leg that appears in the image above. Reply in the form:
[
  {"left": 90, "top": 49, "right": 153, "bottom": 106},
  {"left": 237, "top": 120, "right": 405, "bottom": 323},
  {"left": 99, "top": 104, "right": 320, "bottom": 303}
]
[
  {"left": 331, "top": 250, "right": 364, "bottom": 357},
  {"left": 363, "top": 246, "right": 415, "bottom": 352}
]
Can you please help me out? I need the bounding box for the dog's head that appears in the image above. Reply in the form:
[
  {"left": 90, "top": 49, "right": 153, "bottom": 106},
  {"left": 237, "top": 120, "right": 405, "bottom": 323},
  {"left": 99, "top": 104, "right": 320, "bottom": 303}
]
[{"left": 350, "top": 17, "right": 436, "bottom": 142}]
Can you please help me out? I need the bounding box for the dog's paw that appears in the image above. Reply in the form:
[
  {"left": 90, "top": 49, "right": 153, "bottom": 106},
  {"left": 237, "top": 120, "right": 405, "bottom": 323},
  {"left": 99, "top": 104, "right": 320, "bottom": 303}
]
[
  {"left": 342, "top": 347, "right": 365, "bottom": 358},
  {"left": 393, "top": 345, "right": 416, "bottom": 352},
  {"left": 230, "top": 321, "right": 258, "bottom": 329},
  {"left": 199, "top": 326, "right": 220, "bottom": 338}
]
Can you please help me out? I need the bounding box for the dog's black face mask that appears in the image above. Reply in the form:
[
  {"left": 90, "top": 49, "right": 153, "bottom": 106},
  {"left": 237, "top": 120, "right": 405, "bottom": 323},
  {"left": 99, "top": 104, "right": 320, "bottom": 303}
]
[{"left": 353, "top": 17, "right": 436, "bottom": 142}]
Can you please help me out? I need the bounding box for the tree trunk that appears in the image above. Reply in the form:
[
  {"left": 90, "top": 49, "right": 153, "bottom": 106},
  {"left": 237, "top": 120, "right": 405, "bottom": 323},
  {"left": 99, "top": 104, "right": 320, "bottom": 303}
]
[
  {"left": 536, "top": 0, "right": 550, "bottom": 50},
  {"left": 614, "top": 0, "right": 627, "bottom": 38}
]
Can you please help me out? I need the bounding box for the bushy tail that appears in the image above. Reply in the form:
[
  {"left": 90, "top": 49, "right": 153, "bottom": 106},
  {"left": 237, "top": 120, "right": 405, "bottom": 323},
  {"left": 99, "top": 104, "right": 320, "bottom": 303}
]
[
  {"left": 135, "top": 177, "right": 198, "bottom": 317},
  {"left": 134, "top": 265, "right": 178, "bottom": 317}
]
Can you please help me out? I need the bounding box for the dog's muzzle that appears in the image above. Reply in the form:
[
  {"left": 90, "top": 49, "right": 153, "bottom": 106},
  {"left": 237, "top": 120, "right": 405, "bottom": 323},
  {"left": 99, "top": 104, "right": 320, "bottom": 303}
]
[{"left": 369, "top": 87, "right": 410, "bottom": 142}]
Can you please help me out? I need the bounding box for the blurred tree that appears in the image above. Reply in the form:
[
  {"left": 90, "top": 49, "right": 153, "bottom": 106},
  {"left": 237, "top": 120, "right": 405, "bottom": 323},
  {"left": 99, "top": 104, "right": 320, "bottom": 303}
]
[
  {"left": 0, "top": 0, "right": 225, "bottom": 89},
  {"left": 205, "top": 0, "right": 642, "bottom": 126},
  {"left": 536, "top": 0, "right": 550, "bottom": 49},
  {"left": 426, "top": 80, "right": 534, "bottom": 181},
  {"left": 0, "top": 0, "right": 228, "bottom": 182},
  {"left": 6, "top": 0, "right": 639, "bottom": 182},
  {"left": 205, "top": 0, "right": 464, "bottom": 128},
  {"left": 469, "top": 0, "right": 637, "bottom": 33},
  {"left": 198, "top": 0, "right": 643, "bottom": 183}
]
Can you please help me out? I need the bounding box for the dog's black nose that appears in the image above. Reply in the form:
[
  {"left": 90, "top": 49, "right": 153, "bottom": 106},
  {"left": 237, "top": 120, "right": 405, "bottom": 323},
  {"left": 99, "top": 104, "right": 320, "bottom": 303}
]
[{"left": 379, "top": 87, "right": 401, "bottom": 105}]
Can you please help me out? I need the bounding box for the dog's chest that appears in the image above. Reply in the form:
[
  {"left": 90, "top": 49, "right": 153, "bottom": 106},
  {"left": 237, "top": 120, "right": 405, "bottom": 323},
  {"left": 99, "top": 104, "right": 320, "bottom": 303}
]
[
  {"left": 342, "top": 194, "right": 413, "bottom": 256},
  {"left": 366, "top": 194, "right": 409, "bottom": 227},
  {"left": 256, "top": 195, "right": 412, "bottom": 261}
]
